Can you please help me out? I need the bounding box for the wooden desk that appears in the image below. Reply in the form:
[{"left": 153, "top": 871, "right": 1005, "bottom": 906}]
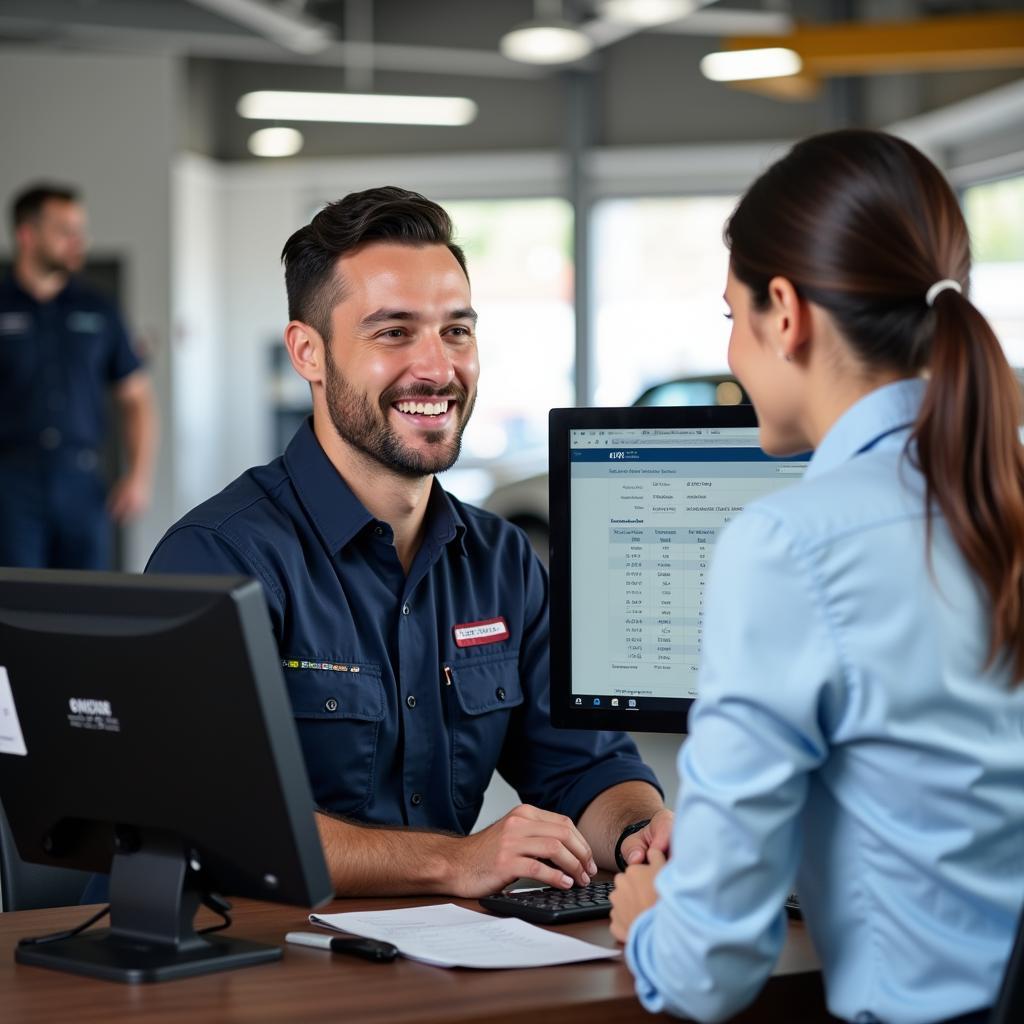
[{"left": 1, "top": 897, "right": 834, "bottom": 1023}]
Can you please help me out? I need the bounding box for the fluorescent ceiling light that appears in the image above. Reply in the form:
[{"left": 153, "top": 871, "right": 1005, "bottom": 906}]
[
  {"left": 247, "top": 126, "right": 304, "bottom": 157},
  {"left": 188, "top": 0, "right": 332, "bottom": 55},
  {"left": 598, "top": 0, "right": 699, "bottom": 26},
  {"left": 499, "top": 22, "right": 594, "bottom": 65},
  {"left": 237, "top": 91, "right": 478, "bottom": 126},
  {"left": 700, "top": 47, "right": 803, "bottom": 82}
]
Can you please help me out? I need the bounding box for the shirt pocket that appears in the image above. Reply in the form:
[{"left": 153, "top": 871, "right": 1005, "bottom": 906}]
[
  {"left": 285, "top": 660, "right": 385, "bottom": 815},
  {"left": 0, "top": 316, "right": 35, "bottom": 392},
  {"left": 446, "top": 651, "right": 523, "bottom": 811}
]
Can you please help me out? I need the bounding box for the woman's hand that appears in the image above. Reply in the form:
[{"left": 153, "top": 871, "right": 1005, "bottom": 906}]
[{"left": 609, "top": 845, "right": 667, "bottom": 943}]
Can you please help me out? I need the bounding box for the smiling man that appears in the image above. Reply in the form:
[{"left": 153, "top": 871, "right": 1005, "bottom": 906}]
[{"left": 147, "top": 187, "right": 669, "bottom": 897}]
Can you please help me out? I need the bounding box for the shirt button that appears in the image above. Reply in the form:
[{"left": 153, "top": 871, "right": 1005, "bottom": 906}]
[
  {"left": 406, "top": 695, "right": 417, "bottom": 709},
  {"left": 324, "top": 698, "right": 338, "bottom": 712},
  {"left": 374, "top": 526, "right": 384, "bottom": 536},
  {"left": 39, "top": 426, "right": 61, "bottom": 450},
  {"left": 410, "top": 793, "right": 423, "bottom": 807},
  {"left": 495, "top": 687, "right": 506, "bottom": 702},
  {"left": 402, "top": 604, "right": 410, "bottom": 616}
]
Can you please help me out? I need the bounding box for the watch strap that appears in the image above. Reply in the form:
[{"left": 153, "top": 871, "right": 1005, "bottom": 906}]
[{"left": 614, "top": 818, "right": 652, "bottom": 872}]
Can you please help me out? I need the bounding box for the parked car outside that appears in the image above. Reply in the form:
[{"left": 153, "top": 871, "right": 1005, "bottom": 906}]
[{"left": 481, "top": 375, "right": 749, "bottom": 563}]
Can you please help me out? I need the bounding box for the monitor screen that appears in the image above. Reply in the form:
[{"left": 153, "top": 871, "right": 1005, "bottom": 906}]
[
  {"left": 0, "top": 569, "right": 332, "bottom": 983},
  {"left": 549, "top": 406, "right": 810, "bottom": 734}
]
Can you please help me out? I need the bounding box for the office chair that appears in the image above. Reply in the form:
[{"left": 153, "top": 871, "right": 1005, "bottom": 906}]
[
  {"left": 990, "top": 899, "right": 1024, "bottom": 1024},
  {"left": 0, "top": 798, "right": 91, "bottom": 912}
]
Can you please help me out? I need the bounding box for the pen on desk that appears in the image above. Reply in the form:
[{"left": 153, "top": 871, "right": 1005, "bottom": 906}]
[{"left": 286, "top": 930, "right": 399, "bottom": 962}]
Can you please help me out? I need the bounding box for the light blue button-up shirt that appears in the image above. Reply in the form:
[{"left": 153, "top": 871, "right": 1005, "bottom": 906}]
[{"left": 626, "top": 379, "right": 1024, "bottom": 1024}]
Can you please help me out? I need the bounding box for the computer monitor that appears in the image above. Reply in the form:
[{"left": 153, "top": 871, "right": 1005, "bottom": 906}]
[
  {"left": 0, "top": 569, "right": 333, "bottom": 983},
  {"left": 548, "top": 406, "right": 810, "bottom": 734}
]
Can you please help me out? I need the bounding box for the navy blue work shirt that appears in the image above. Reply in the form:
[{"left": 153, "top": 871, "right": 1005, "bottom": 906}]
[
  {"left": 0, "top": 273, "right": 140, "bottom": 452},
  {"left": 147, "top": 419, "right": 660, "bottom": 833}
]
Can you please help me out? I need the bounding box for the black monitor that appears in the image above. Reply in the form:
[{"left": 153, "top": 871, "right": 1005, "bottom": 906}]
[
  {"left": 0, "top": 569, "right": 332, "bottom": 983},
  {"left": 548, "top": 406, "right": 810, "bottom": 734}
]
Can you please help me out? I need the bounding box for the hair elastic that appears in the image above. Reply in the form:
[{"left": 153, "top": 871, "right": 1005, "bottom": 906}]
[{"left": 925, "top": 279, "right": 962, "bottom": 307}]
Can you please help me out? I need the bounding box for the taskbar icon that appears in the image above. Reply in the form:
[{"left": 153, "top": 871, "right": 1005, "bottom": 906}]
[{"left": 572, "top": 695, "right": 641, "bottom": 710}]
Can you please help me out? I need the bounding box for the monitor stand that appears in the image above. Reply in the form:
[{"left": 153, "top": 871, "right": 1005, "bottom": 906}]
[{"left": 15, "top": 829, "right": 281, "bottom": 983}]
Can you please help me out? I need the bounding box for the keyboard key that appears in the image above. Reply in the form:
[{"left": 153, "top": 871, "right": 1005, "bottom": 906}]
[{"left": 479, "top": 881, "right": 615, "bottom": 924}]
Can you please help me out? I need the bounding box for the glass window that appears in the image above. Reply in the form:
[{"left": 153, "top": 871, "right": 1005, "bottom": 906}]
[
  {"left": 591, "top": 196, "right": 738, "bottom": 408},
  {"left": 443, "top": 198, "right": 575, "bottom": 502},
  {"left": 964, "top": 174, "right": 1024, "bottom": 368}
]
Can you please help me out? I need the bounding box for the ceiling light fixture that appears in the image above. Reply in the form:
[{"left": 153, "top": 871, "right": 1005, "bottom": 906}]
[
  {"left": 499, "top": 21, "right": 594, "bottom": 64},
  {"left": 499, "top": 0, "right": 594, "bottom": 66},
  {"left": 247, "top": 126, "right": 304, "bottom": 157},
  {"left": 237, "top": 90, "right": 478, "bottom": 126},
  {"left": 699, "top": 46, "right": 803, "bottom": 82},
  {"left": 597, "top": 0, "right": 700, "bottom": 27}
]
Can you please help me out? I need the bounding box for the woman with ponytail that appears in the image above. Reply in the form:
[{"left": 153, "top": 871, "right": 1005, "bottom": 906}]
[{"left": 608, "top": 130, "right": 1024, "bottom": 1024}]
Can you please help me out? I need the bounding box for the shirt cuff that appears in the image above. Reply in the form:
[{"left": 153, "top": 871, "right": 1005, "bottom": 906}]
[
  {"left": 556, "top": 761, "right": 662, "bottom": 824},
  {"left": 625, "top": 904, "right": 667, "bottom": 1014}
]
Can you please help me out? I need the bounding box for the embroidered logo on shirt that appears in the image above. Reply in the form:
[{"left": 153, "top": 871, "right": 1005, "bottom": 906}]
[
  {"left": 281, "top": 659, "right": 360, "bottom": 673},
  {"left": 452, "top": 617, "right": 510, "bottom": 648},
  {"left": 67, "top": 311, "right": 105, "bottom": 333},
  {"left": 0, "top": 312, "right": 30, "bottom": 335}
]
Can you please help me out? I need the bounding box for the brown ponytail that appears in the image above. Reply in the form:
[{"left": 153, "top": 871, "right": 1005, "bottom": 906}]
[
  {"left": 726, "top": 129, "right": 1024, "bottom": 682},
  {"left": 914, "top": 292, "right": 1024, "bottom": 679}
]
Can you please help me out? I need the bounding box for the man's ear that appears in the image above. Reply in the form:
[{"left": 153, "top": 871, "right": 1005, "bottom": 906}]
[
  {"left": 765, "top": 276, "right": 810, "bottom": 362},
  {"left": 284, "top": 320, "right": 325, "bottom": 384},
  {"left": 14, "top": 221, "right": 36, "bottom": 252}
]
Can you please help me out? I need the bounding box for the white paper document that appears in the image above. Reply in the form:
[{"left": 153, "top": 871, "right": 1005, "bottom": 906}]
[
  {"left": 309, "top": 902, "right": 621, "bottom": 969},
  {"left": 0, "top": 666, "right": 28, "bottom": 757}
]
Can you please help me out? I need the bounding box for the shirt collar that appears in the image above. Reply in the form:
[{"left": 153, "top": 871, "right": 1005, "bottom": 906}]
[
  {"left": 805, "top": 377, "right": 926, "bottom": 480},
  {"left": 283, "top": 418, "right": 468, "bottom": 557},
  {"left": 2, "top": 271, "right": 75, "bottom": 306},
  {"left": 423, "top": 479, "right": 470, "bottom": 559}
]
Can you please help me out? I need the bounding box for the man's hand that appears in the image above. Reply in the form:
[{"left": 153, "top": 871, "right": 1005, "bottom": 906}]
[
  {"left": 618, "top": 807, "right": 674, "bottom": 867},
  {"left": 609, "top": 846, "right": 666, "bottom": 943},
  {"left": 107, "top": 472, "right": 151, "bottom": 524},
  {"left": 448, "top": 804, "right": 598, "bottom": 898}
]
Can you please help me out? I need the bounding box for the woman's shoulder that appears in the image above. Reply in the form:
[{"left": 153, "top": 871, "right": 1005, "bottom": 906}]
[{"left": 738, "top": 449, "right": 925, "bottom": 554}]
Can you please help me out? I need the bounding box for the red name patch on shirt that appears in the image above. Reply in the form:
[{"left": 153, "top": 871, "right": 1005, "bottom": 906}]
[{"left": 453, "top": 617, "right": 510, "bottom": 648}]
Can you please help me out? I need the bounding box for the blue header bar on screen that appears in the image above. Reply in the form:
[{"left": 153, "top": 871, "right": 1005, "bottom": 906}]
[{"left": 570, "top": 447, "right": 809, "bottom": 463}]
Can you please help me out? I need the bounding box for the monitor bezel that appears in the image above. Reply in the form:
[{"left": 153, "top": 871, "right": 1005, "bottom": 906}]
[
  {"left": 548, "top": 404, "right": 761, "bottom": 735},
  {"left": 0, "top": 568, "right": 334, "bottom": 982}
]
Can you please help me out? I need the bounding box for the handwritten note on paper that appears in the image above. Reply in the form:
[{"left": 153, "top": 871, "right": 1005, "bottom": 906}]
[{"left": 309, "top": 903, "right": 621, "bottom": 969}]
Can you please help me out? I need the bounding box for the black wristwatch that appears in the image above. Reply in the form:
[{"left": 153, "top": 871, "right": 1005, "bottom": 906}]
[{"left": 614, "top": 818, "right": 652, "bottom": 872}]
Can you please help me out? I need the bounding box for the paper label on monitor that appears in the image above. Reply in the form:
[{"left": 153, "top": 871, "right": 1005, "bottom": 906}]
[{"left": 0, "top": 666, "right": 28, "bottom": 756}]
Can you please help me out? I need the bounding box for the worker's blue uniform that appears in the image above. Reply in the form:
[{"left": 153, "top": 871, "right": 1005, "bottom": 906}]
[
  {"left": 146, "top": 419, "right": 661, "bottom": 832},
  {"left": 0, "top": 273, "right": 140, "bottom": 568}
]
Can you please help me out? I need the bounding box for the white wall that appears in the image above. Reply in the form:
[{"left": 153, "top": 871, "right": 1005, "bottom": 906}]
[
  {"left": 171, "top": 154, "right": 228, "bottom": 515},
  {"left": 0, "top": 48, "right": 179, "bottom": 570}
]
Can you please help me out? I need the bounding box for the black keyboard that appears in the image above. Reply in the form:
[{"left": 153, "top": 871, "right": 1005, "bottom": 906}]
[
  {"left": 785, "top": 891, "right": 802, "bottom": 918},
  {"left": 480, "top": 881, "right": 803, "bottom": 926},
  {"left": 479, "top": 880, "right": 614, "bottom": 924}
]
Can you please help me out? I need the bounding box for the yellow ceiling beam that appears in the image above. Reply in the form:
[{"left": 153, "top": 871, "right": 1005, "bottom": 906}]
[{"left": 721, "top": 12, "right": 1024, "bottom": 101}]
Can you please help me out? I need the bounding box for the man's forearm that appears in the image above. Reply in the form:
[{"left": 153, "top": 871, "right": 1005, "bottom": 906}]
[
  {"left": 577, "top": 781, "right": 667, "bottom": 871},
  {"left": 117, "top": 374, "right": 157, "bottom": 483},
  {"left": 316, "top": 812, "right": 461, "bottom": 896}
]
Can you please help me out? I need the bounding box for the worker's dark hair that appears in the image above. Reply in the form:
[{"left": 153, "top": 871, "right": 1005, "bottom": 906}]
[
  {"left": 11, "top": 183, "right": 80, "bottom": 230},
  {"left": 281, "top": 185, "right": 467, "bottom": 342}
]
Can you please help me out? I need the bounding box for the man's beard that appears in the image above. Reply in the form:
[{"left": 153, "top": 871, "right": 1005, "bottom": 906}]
[
  {"left": 36, "top": 248, "right": 82, "bottom": 277},
  {"left": 323, "top": 346, "right": 475, "bottom": 479}
]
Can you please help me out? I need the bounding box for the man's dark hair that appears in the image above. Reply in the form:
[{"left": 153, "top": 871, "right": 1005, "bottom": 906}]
[
  {"left": 280, "top": 186, "right": 468, "bottom": 341},
  {"left": 11, "top": 183, "right": 80, "bottom": 230}
]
